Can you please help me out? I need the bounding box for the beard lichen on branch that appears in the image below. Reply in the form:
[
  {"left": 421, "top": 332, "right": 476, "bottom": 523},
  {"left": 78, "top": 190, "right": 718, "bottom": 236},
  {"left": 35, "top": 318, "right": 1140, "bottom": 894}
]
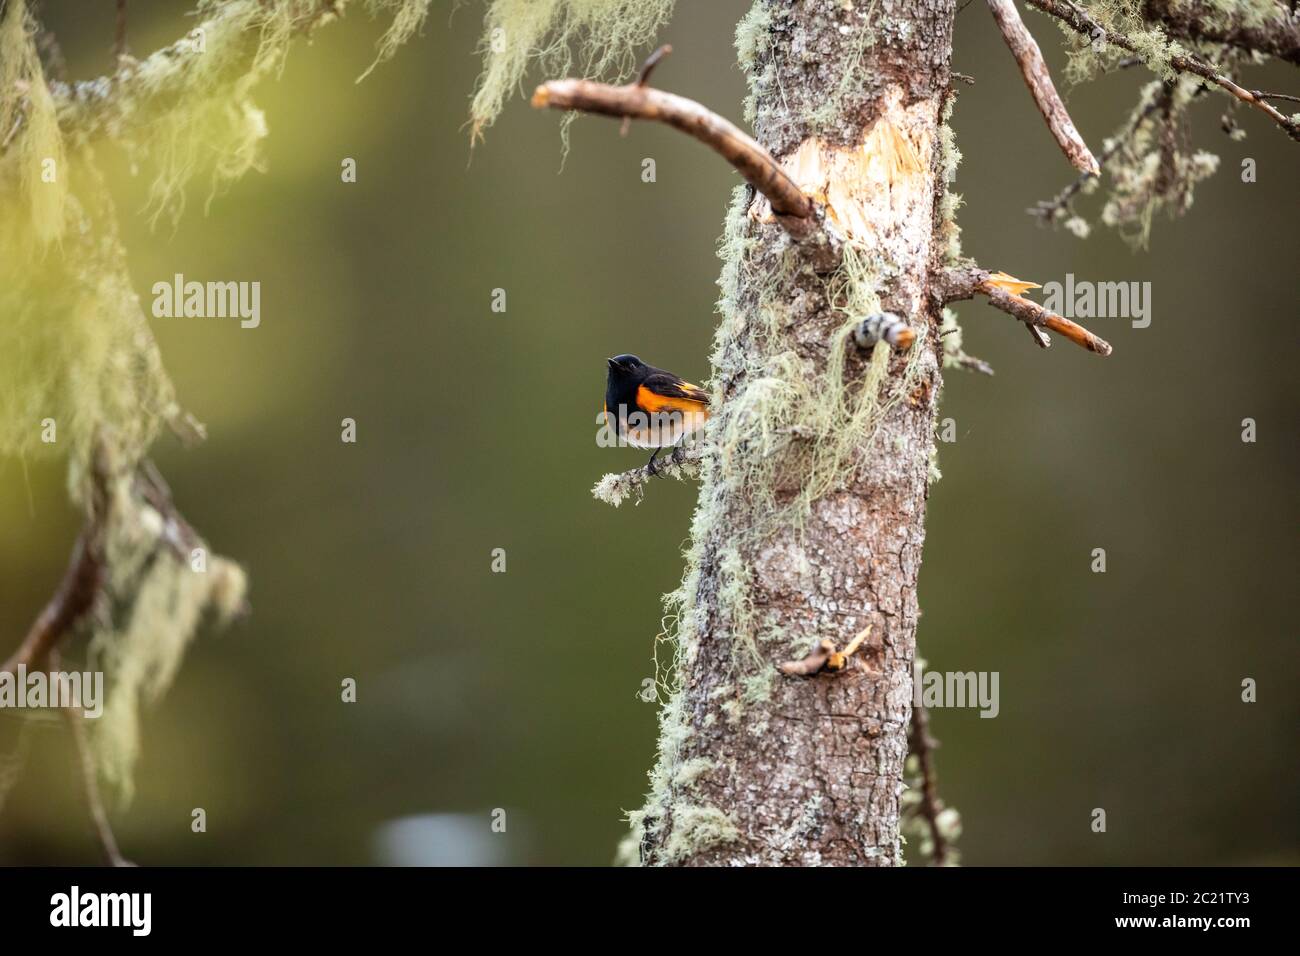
[
  {"left": 1031, "top": 0, "right": 1287, "bottom": 243},
  {"left": 469, "top": 0, "right": 676, "bottom": 141}
]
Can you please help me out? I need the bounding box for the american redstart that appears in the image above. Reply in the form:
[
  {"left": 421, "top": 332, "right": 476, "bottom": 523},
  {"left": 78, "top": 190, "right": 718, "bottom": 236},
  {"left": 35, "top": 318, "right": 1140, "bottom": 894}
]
[{"left": 604, "top": 354, "right": 710, "bottom": 475}]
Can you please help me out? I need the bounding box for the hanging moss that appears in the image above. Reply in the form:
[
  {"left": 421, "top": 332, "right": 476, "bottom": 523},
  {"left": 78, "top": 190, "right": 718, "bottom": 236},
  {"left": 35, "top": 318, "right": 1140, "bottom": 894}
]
[
  {"left": 359, "top": 0, "right": 433, "bottom": 80},
  {"left": 0, "top": 0, "right": 66, "bottom": 244},
  {"left": 0, "top": 0, "right": 420, "bottom": 801},
  {"left": 468, "top": 0, "right": 676, "bottom": 140}
]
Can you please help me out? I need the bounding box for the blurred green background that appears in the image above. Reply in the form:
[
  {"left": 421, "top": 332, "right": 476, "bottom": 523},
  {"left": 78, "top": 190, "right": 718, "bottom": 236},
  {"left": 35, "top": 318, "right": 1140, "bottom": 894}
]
[{"left": 1, "top": 1, "right": 1296, "bottom": 865}]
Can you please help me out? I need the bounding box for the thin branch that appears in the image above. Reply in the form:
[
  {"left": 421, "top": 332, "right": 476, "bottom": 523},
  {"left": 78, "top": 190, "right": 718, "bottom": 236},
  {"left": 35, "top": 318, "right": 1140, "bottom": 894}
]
[
  {"left": 532, "top": 75, "right": 816, "bottom": 238},
  {"left": 622, "top": 45, "right": 673, "bottom": 136},
  {"left": 1023, "top": 0, "right": 1300, "bottom": 142},
  {"left": 909, "top": 702, "right": 950, "bottom": 866},
  {"left": 635, "top": 43, "right": 672, "bottom": 87},
  {"left": 1255, "top": 91, "right": 1300, "bottom": 105},
  {"left": 986, "top": 0, "right": 1099, "bottom": 174},
  {"left": 0, "top": 523, "right": 103, "bottom": 676},
  {"left": 1024, "top": 321, "right": 1053, "bottom": 349},
  {"left": 592, "top": 444, "right": 704, "bottom": 507},
  {"left": 949, "top": 352, "right": 996, "bottom": 376},
  {"left": 52, "top": 652, "right": 133, "bottom": 868},
  {"left": 937, "top": 266, "right": 1114, "bottom": 356}
]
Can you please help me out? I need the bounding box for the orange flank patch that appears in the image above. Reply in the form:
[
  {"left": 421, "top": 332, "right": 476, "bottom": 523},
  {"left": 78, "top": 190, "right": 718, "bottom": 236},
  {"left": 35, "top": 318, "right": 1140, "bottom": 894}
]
[
  {"left": 636, "top": 384, "right": 710, "bottom": 416},
  {"left": 984, "top": 271, "right": 1042, "bottom": 297}
]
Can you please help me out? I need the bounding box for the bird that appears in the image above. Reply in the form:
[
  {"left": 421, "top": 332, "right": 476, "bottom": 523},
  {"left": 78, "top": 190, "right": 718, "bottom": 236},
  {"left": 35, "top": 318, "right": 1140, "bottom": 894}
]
[{"left": 604, "top": 354, "right": 710, "bottom": 475}]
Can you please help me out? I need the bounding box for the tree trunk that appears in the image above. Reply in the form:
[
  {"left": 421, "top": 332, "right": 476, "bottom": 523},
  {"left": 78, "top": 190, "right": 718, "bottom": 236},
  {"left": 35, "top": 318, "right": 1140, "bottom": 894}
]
[{"left": 628, "top": 0, "right": 956, "bottom": 867}]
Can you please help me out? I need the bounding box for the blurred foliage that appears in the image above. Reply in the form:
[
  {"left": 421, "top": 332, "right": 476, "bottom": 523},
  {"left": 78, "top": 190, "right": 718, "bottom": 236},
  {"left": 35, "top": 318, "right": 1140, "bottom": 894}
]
[{"left": 0, "top": 1, "right": 1295, "bottom": 864}]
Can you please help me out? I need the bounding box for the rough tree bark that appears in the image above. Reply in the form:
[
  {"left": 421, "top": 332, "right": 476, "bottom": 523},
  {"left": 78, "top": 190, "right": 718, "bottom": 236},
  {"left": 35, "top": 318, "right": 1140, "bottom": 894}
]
[{"left": 633, "top": 1, "right": 958, "bottom": 866}]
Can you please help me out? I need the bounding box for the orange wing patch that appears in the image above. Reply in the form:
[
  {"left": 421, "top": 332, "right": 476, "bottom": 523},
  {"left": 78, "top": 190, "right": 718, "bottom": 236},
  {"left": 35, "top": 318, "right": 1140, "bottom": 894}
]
[{"left": 637, "top": 384, "right": 710, "bottom": 416}]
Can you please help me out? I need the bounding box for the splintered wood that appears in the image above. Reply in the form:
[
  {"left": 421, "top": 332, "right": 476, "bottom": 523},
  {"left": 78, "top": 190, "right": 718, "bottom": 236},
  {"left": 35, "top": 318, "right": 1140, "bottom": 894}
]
[{"left": 749, "top": 94, "right": 933, "bottom": 248}]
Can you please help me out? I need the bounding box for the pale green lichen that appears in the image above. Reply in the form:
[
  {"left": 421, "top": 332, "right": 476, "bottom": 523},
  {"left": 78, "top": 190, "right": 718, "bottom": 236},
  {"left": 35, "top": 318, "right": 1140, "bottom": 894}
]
[
  {"left": 90, "top": 527, "right": 247, "bottom": 798},
  {"left": 469, "top": 0, "right": 676, "bottom": 140},
  {"left": 659, "top": 804, "right": 740, "bottom": 864},
  {"left": 806, "top": 6, "right": 878, "bottom": 133},
  {"left": 735, "top": 1, "right": 773, "bottom": 124},
  {"left": 1100, "top": 79, "right": 1221, "bottom": 247},
  {"left": 671, "top": 757, "right": 715, "bottom": 788},
  {"left": 0, "top": 0, "right": 66, "bottom": 244},
  {"left": 359, "top": 0, "right": 433, "bottom": 80}
]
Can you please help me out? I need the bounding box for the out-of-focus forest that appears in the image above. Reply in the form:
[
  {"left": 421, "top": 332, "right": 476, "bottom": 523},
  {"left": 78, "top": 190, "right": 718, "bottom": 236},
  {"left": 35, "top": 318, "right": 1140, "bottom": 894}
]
[{"left": 0, "top": 1, "right": 1295, "bottom": 865}]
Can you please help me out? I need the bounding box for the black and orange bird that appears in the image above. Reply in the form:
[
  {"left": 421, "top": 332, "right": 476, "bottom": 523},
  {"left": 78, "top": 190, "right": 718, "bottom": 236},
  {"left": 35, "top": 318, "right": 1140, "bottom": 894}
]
[{"left": 604, "top": 354, "right": 710, "bottom": 475}]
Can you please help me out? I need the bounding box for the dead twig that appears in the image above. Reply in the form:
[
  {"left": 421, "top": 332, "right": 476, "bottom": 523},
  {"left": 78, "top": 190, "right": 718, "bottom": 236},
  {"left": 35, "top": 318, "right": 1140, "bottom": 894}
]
[
  {"left": 987, "top": 0, "right": 1099, "bottom": 174},
  {"left": 532, "top": 65, "right": 816, "bottom": 239},
  {"left": 621, "top": 45, "right": 674, "bottom": 136},
  {"left": 908, "top": 701, "right": 951, "bottom": 866},
  {"left": 937, "top": 267, "right": 1113, "bottom": 356}
]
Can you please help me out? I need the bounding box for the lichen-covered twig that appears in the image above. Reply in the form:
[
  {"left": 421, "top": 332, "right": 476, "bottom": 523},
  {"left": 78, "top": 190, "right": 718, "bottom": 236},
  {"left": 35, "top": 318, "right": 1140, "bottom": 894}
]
[
  {"left": 938, "top": 266, "right": 1113, "bottom": 356},
  {"left": 908, "top": 701, "right": 951, "bottom": 866},
  {"left": 592, "top": 444, "right": 704, "bottom": 507},
  {"left": 1023, "top": 0, "right": 1300, "bottom": 142},
  {"left": 43, "top": 0, "right": 348, "bottom": 147},
  {"left": 986, "top": 0, "right": 1099, "bottom": 174},
  {"left": 532, "top": 62, "right": 817, "bottom": 238},
  {"left": 1144, "top": 0, "right": 1300, "bottom": 65},
  {"left": 1029, "top": 95, "right": 1166, "bottom": 224}
]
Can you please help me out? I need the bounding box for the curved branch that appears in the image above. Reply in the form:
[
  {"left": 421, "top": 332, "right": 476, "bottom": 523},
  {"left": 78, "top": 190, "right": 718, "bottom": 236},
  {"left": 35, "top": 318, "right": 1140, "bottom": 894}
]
[
  {"left": 1024, "top": 0, "right": 1300, "bottom": 142},
  {"left": 532, "top": 74, "right": 817, "bottom": 238},
  {"left": 987, "top": 0, "right": 1099, "bottom": 174}
]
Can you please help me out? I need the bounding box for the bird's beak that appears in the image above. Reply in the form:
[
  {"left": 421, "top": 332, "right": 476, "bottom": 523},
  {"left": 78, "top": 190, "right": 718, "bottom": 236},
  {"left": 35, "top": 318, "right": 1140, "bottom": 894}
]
[{"left": 607, "top": 357, "right": 619, "bottom": 370}]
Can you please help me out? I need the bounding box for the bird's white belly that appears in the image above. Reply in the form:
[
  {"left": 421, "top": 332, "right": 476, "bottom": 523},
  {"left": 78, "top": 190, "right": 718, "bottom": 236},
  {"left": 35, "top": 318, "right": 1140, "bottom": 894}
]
[{"left": 622, "top": 410, "right": 707, "bottom": 449}]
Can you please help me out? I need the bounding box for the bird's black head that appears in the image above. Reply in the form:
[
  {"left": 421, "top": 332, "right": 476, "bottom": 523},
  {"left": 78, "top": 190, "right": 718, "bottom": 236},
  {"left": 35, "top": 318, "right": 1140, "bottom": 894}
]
[{"left": 607, "top": 354, "right": 645, "bottom": 373}]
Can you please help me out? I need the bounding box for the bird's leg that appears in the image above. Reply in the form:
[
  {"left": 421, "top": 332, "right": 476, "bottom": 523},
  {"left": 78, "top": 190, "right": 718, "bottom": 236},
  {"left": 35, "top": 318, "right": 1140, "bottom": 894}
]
[{"left": 644, "top": 448, "right": 663, "bottom": 477}]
